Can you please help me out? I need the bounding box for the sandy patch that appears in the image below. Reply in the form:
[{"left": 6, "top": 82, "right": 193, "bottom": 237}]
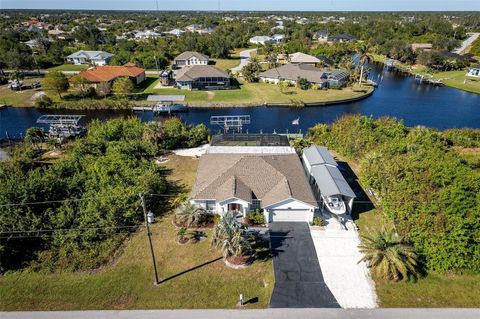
[{"left": 172, "top": 144, "right": 209, "bottom": 157}]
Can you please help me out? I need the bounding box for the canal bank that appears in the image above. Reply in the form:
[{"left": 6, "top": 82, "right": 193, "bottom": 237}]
[{"left": 1, "top": 62, "right": 479, "bottom": 139}]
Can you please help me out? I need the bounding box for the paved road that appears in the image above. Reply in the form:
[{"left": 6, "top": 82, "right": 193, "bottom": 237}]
[
  {"left": 2, "top": 309, "right": 480, "bottom": 319},
  {"left": 231, "top": 48, "right": 256, "bottom": 73},
  {"left": 269, "top": 222, "right": 339, "bottom": 308},
  {"left": 453, "top": 32, "right": 480, "bottom": 54}
]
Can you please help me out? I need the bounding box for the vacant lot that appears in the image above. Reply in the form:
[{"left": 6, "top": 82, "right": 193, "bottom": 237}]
[
  {"left": 0, "top": 155, "right": 274, "bottom": 310},
  {"left": 0, "top": 77, "right": 44, "bottom": 107}
]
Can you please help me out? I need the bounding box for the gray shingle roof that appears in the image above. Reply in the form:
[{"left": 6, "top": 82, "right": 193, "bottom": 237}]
[
  {"left": 174, "top": 51, "right": 209, "bottom": 61},
  {"left": 191, "top": 154, "right": 317, "bottom": 207},
  {"left": 66, "top": 50, "right": 114, "bottom": 60},
  {"left": 259, "top": 64, "right": 326, "bottom": 84},
  {"left": 289, "top": 52, "right": 320, "bottom": 64},
  {"left": 175, "top": 65, "right": 228, "bottom": 82}
]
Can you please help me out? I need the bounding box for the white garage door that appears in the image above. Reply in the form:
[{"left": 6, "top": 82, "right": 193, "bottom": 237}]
[{"left": 271, "top": 209, "right": 310, "bottom": 222}]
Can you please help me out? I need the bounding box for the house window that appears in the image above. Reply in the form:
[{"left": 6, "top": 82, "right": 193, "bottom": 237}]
[
  {"left": 205, "top": 200, "right": 216, "bottom": 211},
  {"left": 251, "top": 199, "right": 261, "bottom": 210}
]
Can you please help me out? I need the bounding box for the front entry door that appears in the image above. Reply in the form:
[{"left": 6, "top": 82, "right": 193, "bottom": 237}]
[{"left": 228, "top": 203, "right": 241, "bottom": 213}]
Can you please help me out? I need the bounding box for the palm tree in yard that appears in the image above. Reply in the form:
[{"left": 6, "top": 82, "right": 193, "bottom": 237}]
[
  {"left": 356, "top": 42, "right": 373, "bottom": 86},
  {"left": 175, "top": 202, "right": 208, "bottom": 227},
  {"left": 212, "top": 213, "right": 252, "bottom": 260},
  {"left": 358, "top": 229, "right": 420, "bottom": 281}
]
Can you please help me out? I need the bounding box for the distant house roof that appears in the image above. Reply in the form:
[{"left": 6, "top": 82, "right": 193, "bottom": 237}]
[
  {"left": 288, "top": 52, "right": 320, "bottom": 64},
  {"left": 439, "top": 51, "right": 477, "bottom": 62},
  {"left": 79, "top": 65, "right": 145, "bottom": 83},
  {"left": 250, "top": 36, "right": 273, "bottom": 43},
  {"left": 314, "top": 29, "right": 329, "bottom": 37},
  {"left": 317, "top": 55, "right": 335, "bottom": 66},
  {"left": 311, "top": 164, "right": 356, "bottom": 198},
  {"left": 175, "top": 65, "right": 228, "bottom": 82},
  {"left": 259, "top": 64, "right": 326, "bottom": 84},
  {"left": 166, "top": 29, "right": 184, "bottom": 36},
  {"left": 135, "top": 30, "right": 162, "bottom": 38},
  {"left": 303, "top": 146, "right": 337, "bottom": 167},
  {"left": 411, "top": 43, "right": 433, "bottom": 51},
  {"left": 190, "top": 154, "right": 317, "bottom": 207},
  {"left": 174, "top": 51, "right": 209, "bottom": 61},
  {"left": 328, "top": 34, "right": 356, "bottom": 42},
  {"left": 67, "top": 50, "right": 114, "bottom": 60}
]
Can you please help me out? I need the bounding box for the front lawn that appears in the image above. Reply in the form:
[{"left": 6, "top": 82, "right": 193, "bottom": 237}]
[
  {"left": 144, "top": 77, "right": 373, "bottom": 106},
  {"left": 0, "top": 154, "right": 274, "bottom": 310},
  {"left": 47, "top": 64, "right": 89, "bottom": 72}
]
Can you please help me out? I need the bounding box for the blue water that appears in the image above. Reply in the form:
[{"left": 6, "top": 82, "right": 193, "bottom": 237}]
[{"left": 1, "top": 63, "right": 479, "bottom": 139}]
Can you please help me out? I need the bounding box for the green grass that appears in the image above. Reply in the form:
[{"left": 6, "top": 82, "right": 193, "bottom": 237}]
[
  {"left": 47, "top": 64, "right": 89, "bottom": 72},
  {"left": 144, "top": 77, "right": 373, "bottom": 106},
  {"left": 430, "top": 70, "right": 480, "bottom": 94},
  {"left": 0, "top": 155, "right": 274, "bottom": 310},
  {"left": 210, "top": 48, "right": 245, "bottom": 71},
  {"left": 0, "top": 77, "right": 44, "bottom": 107}
]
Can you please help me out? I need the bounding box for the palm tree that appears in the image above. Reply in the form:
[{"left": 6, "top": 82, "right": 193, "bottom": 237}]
[
  {"left": 212, "top": 213, "right": 252, "bottom": 260},
  {"left": 174, "top": 202, "right": 208, "bottom": 227},
  {"left": 356, "top": 42, "right": 373, "bottom": 86},
  {"left": 358, "top": 230, "right": 420, "bottom": 281}
]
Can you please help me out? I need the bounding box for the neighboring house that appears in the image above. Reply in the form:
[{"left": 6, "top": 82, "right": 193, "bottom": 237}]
[
  {"left": 317, "top": 55, "right": 335, "bottom": 67},
  {"left": 302, "top": 146, "right": 356, "bottom": 214},
  {"left": 439, "top": 51, "right": 477, "bottom": 63},
  {"left": 313, "top": 29, "right": 329, "bottom": 41},
  {"left": 79, "top": 64, "right": 145, "bottom": 93},
  {"left": 411, "top": 43, "right": 433, "bottom": 52},
  {"left": 166, "top": 28, "right": 184, "bottom": 37},
  {"left": 66, "top": 50, "right": 114, "bottom": 66},
  {"left": 48, "top": 29, "right": 68, "bottom": 40},
  {"left": 190, "top": 152, "right": 317, "bottom": 223},
  {"left": 135, "top": 30, "right": 162, "bottom": 39},
  {"left": 173, "top": 51, "right": 209, "bottom": 69},
  {"left": 286, "top": 52, "right": 321, "bottom": 65},
  {"left": 467, "top": 65, "right": 480, "bottom": 78},
  {"left": 174, "top": 65, "right": 230, "bottom": 90},
  {"left": 328, "top": 34, "right": 357, "bottom": 43},
  {"left": 272, "top": 34, "right": 285, "bottom": 43},
  {"left": 259, "top": 64, "right": 350, "bottom": 88},
  {"left": 249, "top": 36, "right": 274, "bottom": 45}
]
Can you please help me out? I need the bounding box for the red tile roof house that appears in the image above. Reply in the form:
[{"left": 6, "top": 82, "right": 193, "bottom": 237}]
[{"left": 79, "top": 64, "right": 146, "bottom": 94}]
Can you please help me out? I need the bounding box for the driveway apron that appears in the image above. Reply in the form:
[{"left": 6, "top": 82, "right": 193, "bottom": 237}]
[{"left": 269, "top": 222, "right": 340, "bottom": 308}]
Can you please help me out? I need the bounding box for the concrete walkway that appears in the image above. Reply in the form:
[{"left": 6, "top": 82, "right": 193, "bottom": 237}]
[
  {"left": 453, "top": 32, "right": 480, "bottom": 54},
  {"left": 231, "top": 49, "right": 256, "bottom": 74},
  {"left": 2, "top": 309, "right": 480, "bottom": 319}
]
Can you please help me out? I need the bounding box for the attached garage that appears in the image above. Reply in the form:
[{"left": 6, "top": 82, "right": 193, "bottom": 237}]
[{"left": 271, "top": 209, "right": 312, "bottom": 222}]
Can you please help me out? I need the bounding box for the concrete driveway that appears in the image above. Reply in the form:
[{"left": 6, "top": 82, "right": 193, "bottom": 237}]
[
  {"left": 231, "top": 48, "right": 256, "bottom": 73},
  {"left": 269, "top": 222, "right": 339, "bottom": 308}
]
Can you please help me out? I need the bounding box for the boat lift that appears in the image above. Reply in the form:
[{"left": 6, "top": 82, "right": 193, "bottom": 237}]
[
  {"left": 210, "top": 115, "right": 251, "bottom": 133},
  {"left": 37, "top": 115, "right": 85, "bottom": 139}
]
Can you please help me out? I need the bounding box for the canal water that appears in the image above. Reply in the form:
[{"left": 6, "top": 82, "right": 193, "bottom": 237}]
[{"left": 1, "top": 63, "right": 479, "bottom": 139}]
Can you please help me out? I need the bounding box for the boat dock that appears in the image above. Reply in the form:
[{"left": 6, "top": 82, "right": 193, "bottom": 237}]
[{"left": 414, "top": 74, "right": 443, "bottom": 86}]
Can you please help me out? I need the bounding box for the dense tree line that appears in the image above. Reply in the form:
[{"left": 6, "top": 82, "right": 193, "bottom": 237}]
[
  {"left": 308, "top": 115, "right": 480, "bottom": 272},
  {"left": 0, "top": 117, "right": 209, "bottom": 272}
]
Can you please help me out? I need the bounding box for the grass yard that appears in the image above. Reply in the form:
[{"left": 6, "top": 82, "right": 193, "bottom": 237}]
[
  {"left": 431, "top": 70, "right": 480, "bottom": 94},
  {"left": 0, "top": 154, "right": 274, "bottom": 310},
  {"left": 144, "top": 77, "right": 373, "bottom": 106},
  {"left": 0, "top": 77, "right": 45, "bottom": 107},
  {"left": 47, "top": 64, "right": 89, "bottom": 72},
  {"left": 210, "top": 48, "right": 245, "bottom": 71}
]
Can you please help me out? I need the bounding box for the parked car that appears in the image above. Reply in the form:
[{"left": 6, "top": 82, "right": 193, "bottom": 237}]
[{"left": 31, "top": 81, "right": 41, "bottom": 88}]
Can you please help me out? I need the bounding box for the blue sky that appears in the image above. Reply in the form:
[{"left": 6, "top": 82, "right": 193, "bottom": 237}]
[{"left": 1, "top": 0, "right": 479, "bottom": 11}]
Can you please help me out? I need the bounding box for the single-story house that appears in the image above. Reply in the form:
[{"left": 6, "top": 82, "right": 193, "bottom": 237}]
[
  {"left": 173, "top": 51, "right": 209, "bottom": 69},
  {"left": 166, "top": 28, "right": 184, "bottom": 37},
  {"left": 411, "top": 43, "right": 432, "bottom": 52},
  {"left": 286, "top": 52, "right": 320, "bottom": 65},
  {"left": 259, "top": 64, "right": 350, "bottom": 88},
  {"left": 174, "top": 65, "right": 230, "bottom": 90},
  {"left": 272, "top": 34, "right": 285, "bottom": 43},
  {"left": 328, "top": 34, "right": 356, "bottom": 43},
  {"left": 313, "top": 29, "right": 329, "bottom": 41},
  {"left": 467, "top": 65, "right": 480, "bottom": 78},
  {"left": 190, "top": 153, "right": 318, "bottom": 223},
  {"left": 135, "top": 30, "right": 162, "bottom": 39},
  {"left": 302, "top": 146, "right": 356, "bottom": 214},
  {"left": 79, "top": 64, "right": 145, "bottom": 93},
  {"left": 66, "top": 50, "right": 114, "bottom": 66},
  {"left": 249, "top": 36, "right": 275, "bottom": 45}
]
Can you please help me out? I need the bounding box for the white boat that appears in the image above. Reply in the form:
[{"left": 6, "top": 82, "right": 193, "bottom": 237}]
[
  {"left": 322, "top": 195, "right": 346, "bottom": 215},
  {"left": 153, "top": 103, "right": 188, "bottom": 114}
]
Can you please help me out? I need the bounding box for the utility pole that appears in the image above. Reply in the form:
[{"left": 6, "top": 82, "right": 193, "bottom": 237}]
[{"left": 139, "top": 193, "right": 160, "bottom": 285}]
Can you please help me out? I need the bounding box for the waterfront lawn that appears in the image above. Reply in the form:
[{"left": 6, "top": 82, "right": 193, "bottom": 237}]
[
  {"left": 0, "top": 154, "right": 275, "bottom": 310},
  {"left": 47, "top": 64, "right": 89, "bottom": 72},
  {"left": 0, "top": 77, "right": 44, "bottom": 107},
  {"left": 431, "top": 70, "right": 480, "bottom": 94},
  {"left": 210, "top": 48, "right": 245, "bottom": 71},
  {"left": 144, "top": 77, "right": 373, "bottom": 106}
]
